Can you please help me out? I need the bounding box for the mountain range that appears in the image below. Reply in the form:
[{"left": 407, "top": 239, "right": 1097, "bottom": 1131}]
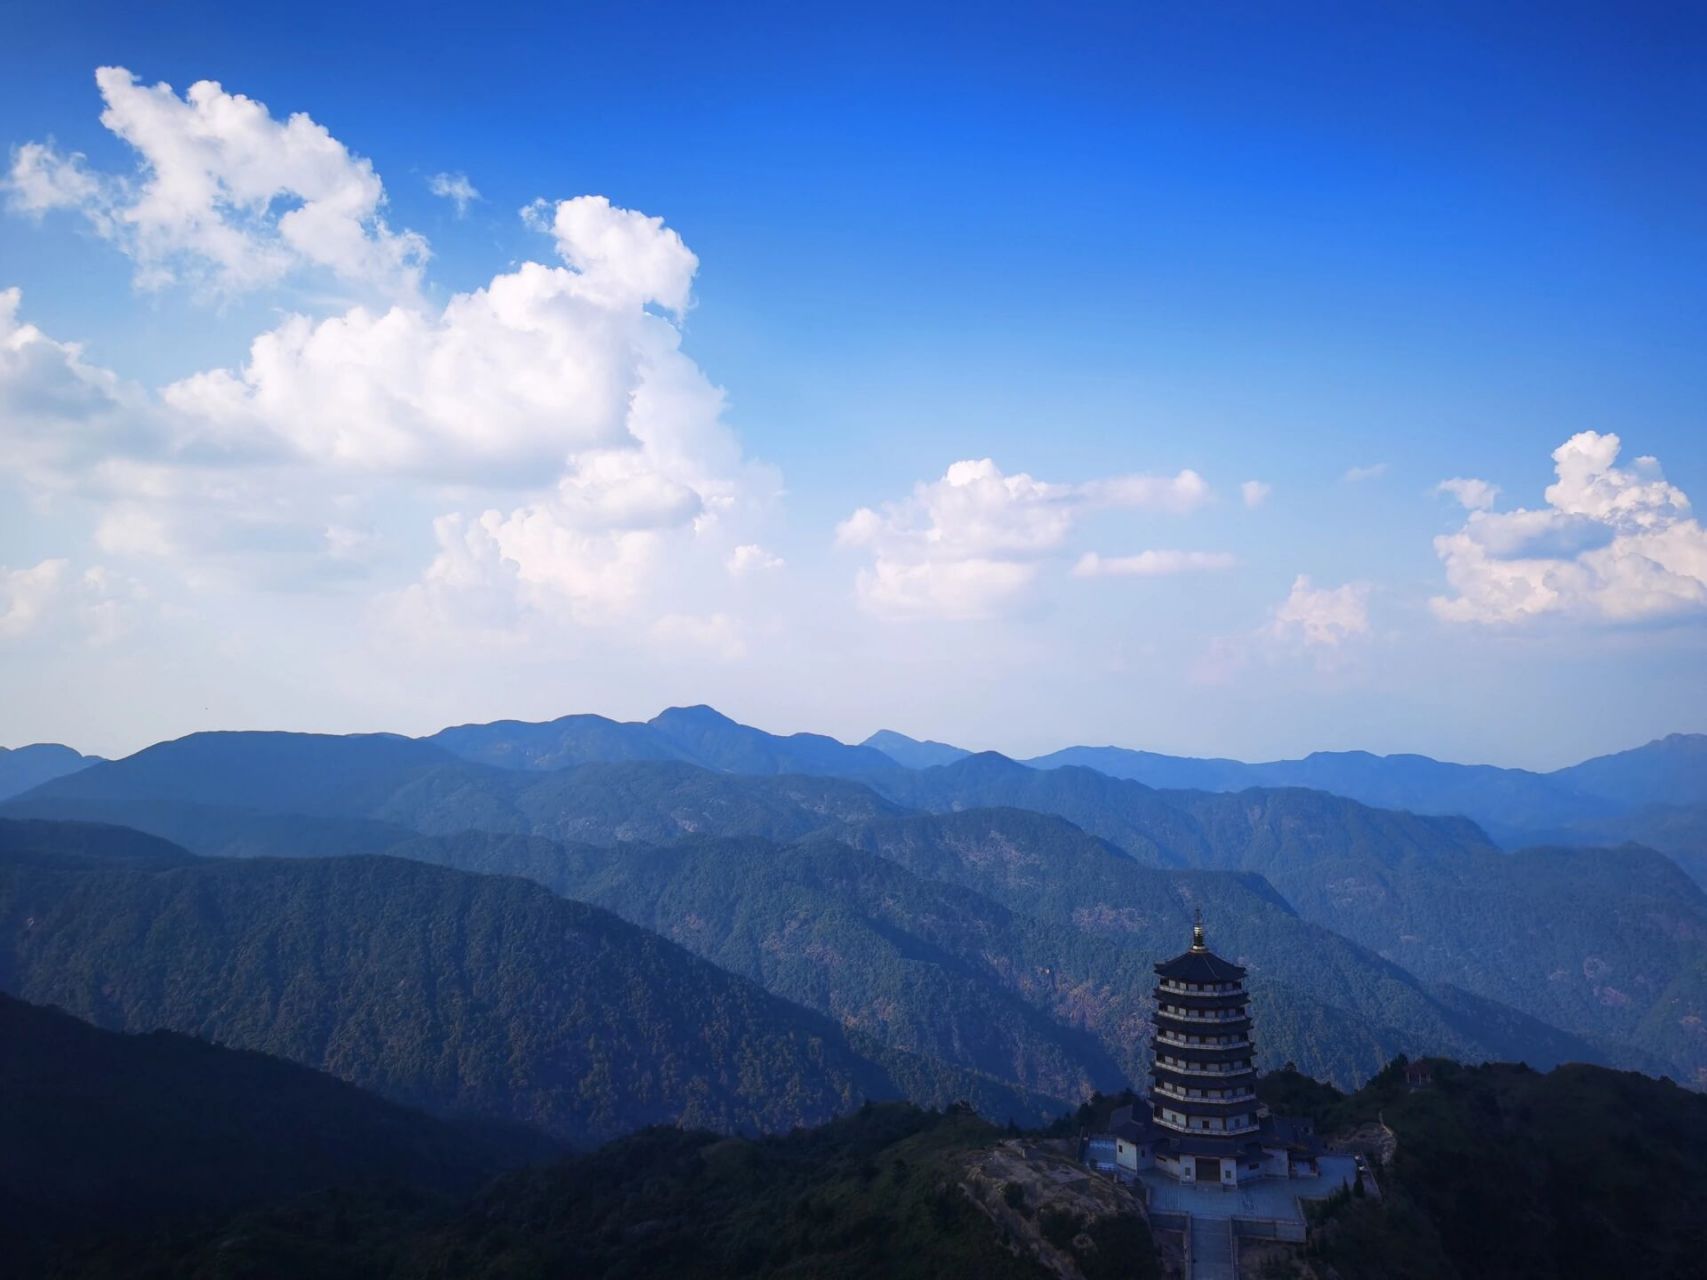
[
  {"left": 421, "top": 707, "right": 1707, "bottom": 876},
  {"left": 9, "top": 708, "right": 1705, "bottom": 1091},
  {"left": 8, "top": 703, "right": 1707, "bottom": 1275},
  {"left": 0, "top": 818, "right": 1053, "bottom": 1145}
]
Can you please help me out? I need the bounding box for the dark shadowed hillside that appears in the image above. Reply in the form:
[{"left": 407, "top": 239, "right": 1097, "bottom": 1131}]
[
  {"left": 64, "top": 1103, "right": 1123, "bottom": 1280},
  {"left": 0, "top": 994, "right": 554, "bottom": 1260},
  {"left": 1305, "top": 1057, "right": 1707, "bottom": 1280}
]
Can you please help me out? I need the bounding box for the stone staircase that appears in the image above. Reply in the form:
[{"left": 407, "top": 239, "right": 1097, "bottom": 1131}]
[{"left": 1189, "top": 1214, "right": 1234, "bottom": 1280}]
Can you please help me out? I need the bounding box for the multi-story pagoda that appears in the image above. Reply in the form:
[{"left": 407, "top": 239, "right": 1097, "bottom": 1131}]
[
  {"left": 1103, "top": 913, "right": 1318, "bottom": 1187},
  {"left": 1150, "top": 913, "right": 1259, "bottom": 1143}
]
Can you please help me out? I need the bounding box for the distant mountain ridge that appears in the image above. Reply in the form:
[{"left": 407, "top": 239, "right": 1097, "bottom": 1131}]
[
  {"left": 428, "top": 704, "right": 896, "bottom": 776},
  {"left": 3, "top": 735, "right": 1661, "bottom": 1086},
  {"left": 0, "top": 744, "right": 100, "bottom": 803}
]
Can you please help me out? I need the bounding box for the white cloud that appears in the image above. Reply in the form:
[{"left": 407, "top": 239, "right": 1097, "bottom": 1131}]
[
  {"left": 0, "top": 558, "right": 141, "bottom": 643},
  {"left": 6, "top": 141, "right": 104, "bottom": 215},
  {"left": 727, "top": 544, "right": 784, "bottom": 576},
  {"left": 0, "top": 559, "right": 68, "bottom": 639},
  {"left": 523, "top": 195, "right": 697, "bottom": 317},
  {"left": 1, "top": 106, "right": 773, "bottom": 621},
  {"left": 838, "top": 458, "right": 1212, "bottom": 620},
  {"left": 1270, "top": 574, "right": 1371, "bottom": 647},
  {"left": 649, "top": 611, "right": 746, "bottom": 660},
  {"left": 0, "top": 286, "right": 151, "bottom": 480},
  {"left": 162, "top": 255, "right": 704, "bottom": 482},
  {"left": 1343, "top": 463, "right": 1388, "bottom": 483},
  {"left": 1432, "top": 431, "right": 1707, "bottom": 625},
  {"left": 427, "top": 171, "right": 479, "bottom": 215},
  {"left": 1072, "top": 550, "right": 1237, "bottom": 577},
  {"left": 1240, "top": 479, "right": 1271, "bottom": 508},
  {"left": 1435, "top": 476, "right": 1500, "bottom": 511},
  {"left": 6, "top": 67, "right": 426, "bottom": 296}
]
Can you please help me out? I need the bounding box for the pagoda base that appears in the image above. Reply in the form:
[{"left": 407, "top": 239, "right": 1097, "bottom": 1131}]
[{"left": 1104, "top": 1103, "right": 1321, "bottom": 1189}]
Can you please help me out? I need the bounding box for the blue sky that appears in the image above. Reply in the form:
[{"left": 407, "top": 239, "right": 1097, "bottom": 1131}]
[{"left": 1, "top": 1, "right": 1703, "bottom": 765}]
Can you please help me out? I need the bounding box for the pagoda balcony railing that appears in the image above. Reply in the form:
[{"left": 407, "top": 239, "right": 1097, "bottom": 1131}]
[
  {"left": 1156, "top": 979, "right": 1243, "bottom": 997},
  {"left": 1153, "top": 1031, "right": 1252, "bottom": 1051},
  {"left": 1152, "top": 1114, "right": 1262, "bottom": 1138},
  {"left": 1153, "top": 1057, "right": 1257, "bottom": 1078},
  {"left": 1153, "top": 1010, "right": 1249, "bottom": 1030},
  {"left": 1151, "top": 1082, "right": 1255, "bottom": 1106},
  {"left": 1153, "top": 984, "right": 1247, "bottom": 1004}
]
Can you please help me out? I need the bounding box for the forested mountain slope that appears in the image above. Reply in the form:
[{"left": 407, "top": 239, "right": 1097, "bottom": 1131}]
[
  {"left": 1296, "top": 1057, "right": 1707, "bottom": 1280},
  {"left": 62, "top": 1103, "right": 1103, "bottom": 1280},
  {"left": 851, "top": 766, "right": 1707, "bottom": 1084},
  {"left": 0, "top": 993, "right": 554, "bottom": 1262},
  {"left": 0, "top": 838, "right": 1046, "bottom": 1144},
  {"left": 7, "top": 735, "right": 1676, "bottom": 1081},
  {"left": 389, "top": 827, "right": 1541, "bottom": 1094}
]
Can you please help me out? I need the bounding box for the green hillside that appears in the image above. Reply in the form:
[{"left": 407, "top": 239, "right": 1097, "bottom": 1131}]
[{"left": 0, "top": 840, "right": 1042, "bottom": 1145}]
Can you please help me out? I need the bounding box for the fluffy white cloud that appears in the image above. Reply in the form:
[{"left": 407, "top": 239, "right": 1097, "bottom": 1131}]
[
  {"left": 1343, "top": 463, "right": 1388, "bottom": 483},
  {"left": 427, "top": 171, "right": 479, "bottom": 215},
  {"left": 2, "top": 77, "right": 772, "bottom": 623},
  {"left": 523, "top": 195, "right": 697, "bottom": 317},
  {"left": 838, "top": 458, "right": 1212, "bottom": 620},
  {"left": 0, "top": 559, "right": 68, "bottom": 638},
  {"left": 0, "top": 558, "right": 141, "bottom": 643},
  {"left": 1072, "top": 550, "right": 1236, "bottom": 577},
  {"left": 1270, "top": 574, "right": 1371, "bottom": 647},
  {"left": 1435, "top": 476, "right": 1499, "bottom": 511},
  {"left": 1240, "top": 479, "right": 1271, "bottom": 509},
  {"left": 6, "top": 67, "right": 426, "bottom": 295},
  {"left": 727, "top": 544, "right": 784, "bottom": 576},
  {"left": 0, "top": 287, "right": 151, "bottom": 479},
  {"left": 1432, "top": 432, "right": 1707, "bottom": 625}
]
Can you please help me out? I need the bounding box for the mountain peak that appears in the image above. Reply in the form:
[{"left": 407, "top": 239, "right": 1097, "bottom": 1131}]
[
  {"left": 650, "top": 704, "right": 740, "bottom": 728},
  {"left": 861, "top": 730, "right": 971, "bottom": 769}
]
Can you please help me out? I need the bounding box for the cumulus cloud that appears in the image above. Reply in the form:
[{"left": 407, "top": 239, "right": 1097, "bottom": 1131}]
[
  {"left": 1240, "top": 479, "right": 1271, "bottom": 508},
  {"left": 1435, "top": 476, "right": 1499, "bottom": 511},
  {"left": 837, "top": 458, "right": 1212, "bottom": 620},
  {"left": 0, "top": 558, "right": 141, "bottom": 643},
  {"left": 6, "top": 67, "right": 426, "bottom": 296},
  {"left": 427, "top": 171, "right": 479, "bottom": 215},
  {"left": 523, "top": 195, "right": 697, "bottom": 316},
  {"left": 1343, "top": 463, "right": 1388, "bottom": 483},
  {"left": 1, "top": 69, "right": 775, "bottom": 630},
  {"left": 1270, "top": 574, "right": 1371, "bottom": 647},
  {"left": 727, "top": 544, "right": 784, "bottom": 576},
  {"left": 1072, "top": 550, "right": 1237, "bottom": 577},
  {"left": 1432, "top": 431, "right": 1707, "bottom": 625},
  {"left": 0, "top": 286, "right": 152, "bottom": 479}
]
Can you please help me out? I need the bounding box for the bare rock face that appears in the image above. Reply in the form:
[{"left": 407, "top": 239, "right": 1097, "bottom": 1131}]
[{"left": 960, "top": 1138, "right": 1158, "bottom": 1279}]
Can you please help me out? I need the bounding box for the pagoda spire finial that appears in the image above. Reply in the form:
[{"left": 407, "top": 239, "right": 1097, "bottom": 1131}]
[{"left": 1191, "top": 908, "right": 1206, "bottom": 951}]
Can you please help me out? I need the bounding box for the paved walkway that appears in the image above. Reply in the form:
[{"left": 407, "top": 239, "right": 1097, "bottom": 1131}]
[
  {"left": 1189, "top": 1215, "right": 1234, "bottom": 1280},
  {"left": 1137, "top": 1154, "right": 1357, "bottom": 1224}
]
